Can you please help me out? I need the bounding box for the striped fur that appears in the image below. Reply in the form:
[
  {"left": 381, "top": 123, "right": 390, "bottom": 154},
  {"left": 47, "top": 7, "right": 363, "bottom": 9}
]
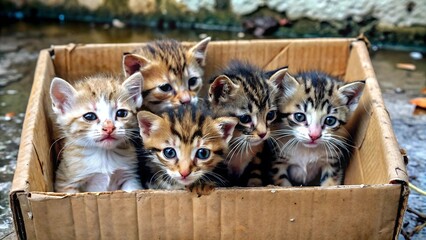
[
  {"left": 50, "top": 73, "right": 143, "bottom": 193},
  {"left": 137, "top": 103, "right": 237, "bottom": 195},
  {"left": 123, "top": 37, "right": 210, "bottom": 113},
  {"left": 269, "top": 71, "right": 365, "bottom": 186},
  {"left": 208, "top": 60, "right": 288, "bottom": 185}
]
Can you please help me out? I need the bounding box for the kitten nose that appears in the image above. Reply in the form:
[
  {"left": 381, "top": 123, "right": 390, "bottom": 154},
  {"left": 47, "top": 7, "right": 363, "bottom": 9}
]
[
  {"left": 309, "top": 133, "right": 321, "bottom": 141},
  {"left": 178, "top": 91, "right": 191, "bottom": 104},
  {"left": 102, "top": 120, "right": 116, "bottom": 134},
  {"left": 258, "top": 132, "right": 267, "bottom": 139},
  {"left": 179, "top": 169, "right": 190, "bottom": 178}
]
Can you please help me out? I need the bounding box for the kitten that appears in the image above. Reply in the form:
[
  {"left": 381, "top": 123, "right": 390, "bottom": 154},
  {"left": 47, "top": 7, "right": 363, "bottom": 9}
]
[
  {"left": 137, "top": 103, "right": 237, "bottom": 196},
  {"left": 122, "top": 37, "right": 210, "bottom": 113},
  {"left": 50, "top": 72, "right": 144, "bottom": 193},
  {"left": 208, "top": 60, "right": 288, "bottom": 185},
  {"left": 270, "top": 70, "right": 365, "bottom": 187}
]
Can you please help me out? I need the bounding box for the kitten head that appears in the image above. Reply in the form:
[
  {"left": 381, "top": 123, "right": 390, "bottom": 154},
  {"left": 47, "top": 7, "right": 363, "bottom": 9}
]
[
  {"left": 50, "top": 72, "right": 143, "bottom": 150},
  {"left": 123, "top": 37, "right": 210, "bottom": 113},
  {"left": 276, "top": 71, "right": 365, "bottom": 148},
  {"left": 208, "top": 60, "right": 287, "bottom": 146},
  {"left": 137, "top": 104, "right": 237, "bottom": 186}
]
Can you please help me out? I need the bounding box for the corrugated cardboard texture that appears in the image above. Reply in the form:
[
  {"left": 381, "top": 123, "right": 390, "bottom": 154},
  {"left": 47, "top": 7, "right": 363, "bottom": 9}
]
[
  {"left": 24, "top": 186, "right": 400, "bottom": 240},
  {"left": 10, "top": 39, "right": 408, "bottom": 239}
]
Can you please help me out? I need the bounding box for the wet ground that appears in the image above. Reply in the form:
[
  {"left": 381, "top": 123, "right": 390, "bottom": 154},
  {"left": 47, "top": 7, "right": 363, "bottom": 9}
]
[{"left": 0, "top": 21, "right": 425, "bottom": 239}]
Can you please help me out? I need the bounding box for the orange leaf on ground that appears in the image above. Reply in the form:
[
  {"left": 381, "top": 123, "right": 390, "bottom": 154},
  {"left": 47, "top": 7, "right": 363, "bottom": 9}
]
[
  {"left": 396, "top": 63, "right": 416, "bottom": 71},
  {"left": 421, "top": 87, "right": 426, "bottom": 95},
  {"left": 410, "top": 98, "right": 426, "bottom": 108}
]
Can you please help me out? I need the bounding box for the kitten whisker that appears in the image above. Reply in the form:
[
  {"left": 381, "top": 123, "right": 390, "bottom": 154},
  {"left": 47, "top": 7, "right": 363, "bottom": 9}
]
[
  {"left": 49, "top": 136, "right": 67, "bottom": 160},
  {"left": 227, "top": 137, "right": 246, "bottom": 162}
]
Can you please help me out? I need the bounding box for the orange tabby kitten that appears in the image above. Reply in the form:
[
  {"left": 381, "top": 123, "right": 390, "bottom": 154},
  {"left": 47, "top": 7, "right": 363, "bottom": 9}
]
[
  {"left": 50, "top": 73, "right": 143, "bottom": 193},
  {"left": 123, "top": 37, "right": 210, "bottom": 113}
]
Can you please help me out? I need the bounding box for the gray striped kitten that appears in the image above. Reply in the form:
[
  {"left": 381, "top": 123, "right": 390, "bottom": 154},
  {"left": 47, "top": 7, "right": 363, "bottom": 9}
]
[
  {"left": 270, "top": 71, "right": 365, "bottom": 187},
  {"left": 208, "top": 60, "right": 288, "bottom": 185}
]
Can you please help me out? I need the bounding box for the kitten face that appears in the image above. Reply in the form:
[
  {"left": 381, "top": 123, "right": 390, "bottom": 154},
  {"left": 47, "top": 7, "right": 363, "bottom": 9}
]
[
  {"left": 138, "top": 104, "right": 237, "bottom": 187},
  {"left": 123, "top": 37, "right": 210, "bottom": 113},
  {"left": 209, "top": 61, "right": 287, "bottom": 146},
  {"left": 276, "top": 71, "right": 365, "bottom": 148},
  {"left": 50, "top": 73, "right": 143, "bottom": 150}
]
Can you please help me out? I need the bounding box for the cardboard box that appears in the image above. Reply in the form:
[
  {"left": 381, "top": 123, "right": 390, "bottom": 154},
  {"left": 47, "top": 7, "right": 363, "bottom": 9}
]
[{"left": 10, "top": 39, "right": 409, "bottom": 239}]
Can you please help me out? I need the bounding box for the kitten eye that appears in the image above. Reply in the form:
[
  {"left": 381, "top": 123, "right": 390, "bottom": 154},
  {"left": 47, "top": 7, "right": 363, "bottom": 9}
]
[
  {"left": 196, "top": 148, "right": 211, "bottom": 160},
  {"left": 324, "top": 116, "right": 337, "bottom": 126},
  {"left": 266, "top": 110, "right": 276, "bottom": 121},
  {"left": 163, "top": 147, "right": 176, "bottom": 159},
  {"left": 239, "top": 115, "right": 252, "bottom": 124},
  {"left": 159, "top": 83, "right": 173, "bottom": 92},
  {"left": 83, "top": 112, "right": 98, "bottom": 121},
  {"left": 293, "top": 112, "right": 306, "bottom": 122},
  {"left": 188, "top": 77, "right": 198, "bottom": 87},
  {"left": 116, "top": 109, "right": 128, "bottom": 118}
]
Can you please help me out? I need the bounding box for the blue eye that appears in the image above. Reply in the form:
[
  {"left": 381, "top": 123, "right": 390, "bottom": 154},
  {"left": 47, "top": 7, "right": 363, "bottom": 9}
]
[
  {"left": 83, "top": 112, "right": 97, "bottom": 121},
  {"left": 266, "top": 110, "right": 276, "bottom": 121},
  {"left": 196, "top": 148, "right": 210, "bottom": 160},
  {"left": 159, "top": 84, "right": 173, "bottom": 92},
  {"left": 163, "top": 148, "right": 176, "bottom": 159},
  {"left": 239, "top": 115, "right": 252, "bottom": 124},
  {"left": 324, "top": 116, "right": 337, "bottom": 126},
  {"left": 293, "top": 112, "right": 306, "bottom": 122},
  {"left": 116, "top": 109, "right": 128, "bottom": 118}
]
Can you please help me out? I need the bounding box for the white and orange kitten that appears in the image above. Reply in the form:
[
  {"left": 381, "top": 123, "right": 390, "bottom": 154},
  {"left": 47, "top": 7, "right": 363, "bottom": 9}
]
[{"left": 50, "top": 72, "right": 144, "bottom": 193}]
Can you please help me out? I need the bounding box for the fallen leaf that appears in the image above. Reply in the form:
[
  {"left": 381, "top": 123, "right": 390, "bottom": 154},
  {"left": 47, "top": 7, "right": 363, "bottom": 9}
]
[
  {"left": 413, "top": 107, "right": 426, "bottom": 115},
  {"left": 396, "top": 63, "right": 416, "bottom": 71},
  {"left": 5, "top": 112, "right": 15, "bottom": 117},
  {"left": 421, "top": 87, "right": 426, "bottom": 95},
  {"left": 410, "top": 98, "right": 426, "bottom": 108}
]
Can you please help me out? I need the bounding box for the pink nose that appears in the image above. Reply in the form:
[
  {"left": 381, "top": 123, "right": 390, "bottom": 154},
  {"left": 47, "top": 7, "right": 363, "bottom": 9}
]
[
  {"left": 102, "top": 120, "right": 115, "bottom": 134},
  {"left": 179, "top": 92, "right": 191, "bottom": 104},
  {"left": 180, "top": 169, "right": 190, "bottom": 178},
  {"left": 309, "top": 133, "right": 321, "bottom": 141}
]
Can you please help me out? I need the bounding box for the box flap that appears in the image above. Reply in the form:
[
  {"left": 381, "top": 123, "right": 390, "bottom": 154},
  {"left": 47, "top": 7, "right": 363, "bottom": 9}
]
[
  {"left": 21, "top": 185, "right": 403, "bottom": 239},
  {"left": 11, "top": 49, "right": 56, "bottom": 194}
]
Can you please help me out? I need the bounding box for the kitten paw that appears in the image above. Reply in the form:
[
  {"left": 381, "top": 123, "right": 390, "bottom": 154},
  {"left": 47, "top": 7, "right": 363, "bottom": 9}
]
[
  {"left": 187, "top": 183, "right": 215, "bottom": 196},
  {"left": 275, "top": 179, "right": 293, "bottom": 187},
  {"left": 247, "top": 179, "right": 263, "bottom": 187},
  {"left": 320, "top": 178, "right": 338, "bottom": 187}
]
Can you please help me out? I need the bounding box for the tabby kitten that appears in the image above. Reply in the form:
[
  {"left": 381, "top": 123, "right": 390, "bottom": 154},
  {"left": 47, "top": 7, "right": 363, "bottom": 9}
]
[
  {"left": 137, "top": 103, "right": 237, "bottom": 196},
  {"left": 122, "top": 37, "right": 210, "bottom": 113},
  {"left": 270, "top": 71, "right": 365, "bottom": 187},
  {"left": 208, "top": 60, "right": 288, "bottom": 184},
  {"left": 50, "top": 72, "right": 144, "bottom": 193}
]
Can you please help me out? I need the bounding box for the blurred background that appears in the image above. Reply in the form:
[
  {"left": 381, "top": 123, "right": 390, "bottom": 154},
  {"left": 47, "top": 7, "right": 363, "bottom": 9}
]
[{"left": 0, "top": 0, "right": 425, "bottom": 239}]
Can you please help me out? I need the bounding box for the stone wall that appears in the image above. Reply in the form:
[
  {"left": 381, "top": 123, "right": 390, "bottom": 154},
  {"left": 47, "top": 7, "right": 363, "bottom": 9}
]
[
  {"left": 231, "top": 0, "right": 426, "bottom": 28},
  {"left": 1, "top": 0, "right": 425, "bottom": 47}
]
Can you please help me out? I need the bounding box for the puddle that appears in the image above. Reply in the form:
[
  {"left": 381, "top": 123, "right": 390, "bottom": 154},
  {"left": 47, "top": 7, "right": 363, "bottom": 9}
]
[{"left": 0, "top": 20, "right": 425, "bottom": 239}]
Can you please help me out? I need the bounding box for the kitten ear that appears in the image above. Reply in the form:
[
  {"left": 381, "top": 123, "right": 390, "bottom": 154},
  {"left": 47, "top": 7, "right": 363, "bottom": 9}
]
[
  {"left": 209, "top": 75, "right": 239, "bottom": 103},
  {"left": 122, "top": 53, "right": 151, "bottom": 77},
  {"left": 137, "top": 111, "right": 163, "bottom": 140},
  {"left": 189, "top": 37, "right": 211, "bottom": 66},
  {"left": 282, "top": 71, "right": 300, "bottom": 99},
  {"left": 214, "top": 117, "right": 238, "bottom": 143},
  {"left": 50, "top": 77, "right": 77, "bottom": 114},
  {"left": 267, "top": 66, "right": 289, "bottom": 89},
  {"left": 338, "top": 81, "right": 365, "bottom": 112},
  {"left": 122, "top": 72, "right": 144, "bottom": 108}
]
